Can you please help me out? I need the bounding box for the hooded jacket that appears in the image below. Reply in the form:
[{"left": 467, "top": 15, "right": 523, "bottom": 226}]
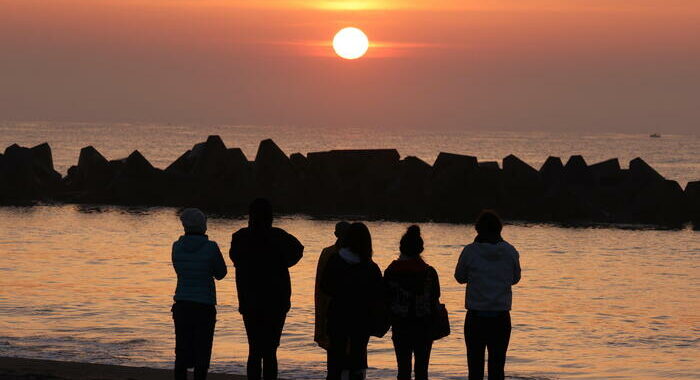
[
  {"left": 454, "top": 241, "right": 521, "bottom": 311},
  {"left": 172, "top": 235, "right": 228, "bottom": 305},
  {"left": 322, "top": 248, "right": 383, "bottom": 336}
]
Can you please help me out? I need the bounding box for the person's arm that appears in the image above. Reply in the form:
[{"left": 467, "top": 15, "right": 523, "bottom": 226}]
[
  {"left": 320, "top": 255, "right": 338, "bottom": 297},
  {"left": 431, "top": 267, "right": 441, "bottom": 301},
  {"left": 454, "top": 247, "right": 470, "bottom": 284},
  {"left": 512, "top": 247, "right": 522, "bottom": 285},
  {"left": 371, "top": 263, "right": 384, "bottom": 301},
  {"left": 229, "top": 231, "right": 240, "bottom": 266},
  {"left": 315, "top": 248, "right": 332, "bottom": 296},
  {"left": 282, "top": 231, "right": 304, "bottom": 268},
  {"left": 211, "top": 242, "right": 228, "bottom": 280},
  {"left": 171, "top": 242, "right": 178, "bottom": 274}
]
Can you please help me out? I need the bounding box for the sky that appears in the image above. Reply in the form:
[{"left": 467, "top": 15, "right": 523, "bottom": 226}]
[{"left": 1, "top": 0, "right": 699, "bottom": 132}]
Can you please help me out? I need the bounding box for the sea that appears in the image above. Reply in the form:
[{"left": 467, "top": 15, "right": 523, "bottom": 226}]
[{"left": 0, "top": 122, "right": 698, "bottom": 379}]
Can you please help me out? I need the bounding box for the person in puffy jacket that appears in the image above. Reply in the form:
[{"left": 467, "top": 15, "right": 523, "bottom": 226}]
[
  {"left": 172, "top": 208, "right": 228, "bottom": 380},
  {"left": 454, "top": 210, "right": 521, "bottom": 380},
  {"left": 384, "top": 225, "right": 440, "bottom": 380},
  {"left": 229, "top": 198, "right": 304, "bottom": 380}
]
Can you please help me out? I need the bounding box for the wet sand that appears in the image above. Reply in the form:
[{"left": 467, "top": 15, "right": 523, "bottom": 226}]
[{"left": 0, "top": 357, "right": 249, "bottom": 380}]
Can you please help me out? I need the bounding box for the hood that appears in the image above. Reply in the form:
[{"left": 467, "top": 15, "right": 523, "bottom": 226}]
[
  {"left": 177, "top": 235, "right": 210, "bottom": 253},
  {"left": 339, "top": 247, "right": 362, "bottom": 264},
  {"left": 471, "top": 241, "right": 512, "bottom": 262}
]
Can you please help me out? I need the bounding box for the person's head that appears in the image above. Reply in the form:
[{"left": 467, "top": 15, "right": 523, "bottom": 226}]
[
  {"left": 180, "top": 208, "right": 207, "bottom": 235},
  {"left": 475, "top": 209, "right": 503, "bottom": 238},
  {"left": 249, "top": 198, "right": 273, "bottom": 229},
  {"left": 342, "top": 222, "right": 373, "bottom": 261},
  {"left": 334, "top": 221, "right": 351, "bottom": 245},
  {"left": 400, "top": 225, "right": 424, "bottom": 258}
]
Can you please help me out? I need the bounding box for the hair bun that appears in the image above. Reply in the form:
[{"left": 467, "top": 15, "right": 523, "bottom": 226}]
[{"left": 406, "top": 225, "right": 421, "bottom": 237}]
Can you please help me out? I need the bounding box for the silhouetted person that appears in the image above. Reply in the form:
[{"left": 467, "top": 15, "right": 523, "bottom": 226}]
[
  {"left": 172, "top": 208, "right": 228, "bottom": 380},
  {"left": 384, "top": 225, "right": 441, "bottom": 380},
  {"left": 322, "top": 222, "right": 383, "bottom": 380},
  {"left": 229, "top": 198, "right": 304, "bottom": 380},
  {"left": 314, "top": 222, "right": 351, "bottom": 376},
  {"left": 454, "top": 210, "right": 521, "bottom": 380}
]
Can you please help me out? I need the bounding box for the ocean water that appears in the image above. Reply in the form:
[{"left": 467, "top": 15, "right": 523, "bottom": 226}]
[{"left": 0, "top": 122, "right": 698, "bottom": 379}]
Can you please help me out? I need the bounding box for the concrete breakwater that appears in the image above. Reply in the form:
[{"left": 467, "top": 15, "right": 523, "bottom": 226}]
[{"left": 1, "top": 136, "right": 698, "bottom": 227}]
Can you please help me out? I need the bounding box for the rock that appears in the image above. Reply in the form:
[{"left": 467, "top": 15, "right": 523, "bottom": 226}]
[
  {"left": 629, "top": 157, "right": 664, "bottom": 183},
  {"left": 632, "top": 179, "right": 688, "bottom": 225},
  {"left": 165, "top": 135, "right": 235, "bottom": 181},
  {"left": 402, "top": 156, "right": 431, "bottom": 172},
  {"left": 255, "top": 138, "right": 291, "bottom": 171},
  {"left": 0, "top": 137, "right": 692, "bottom": 226},
  {"left": 501, "top": 154, "right": 543, "bottom": 219},
  {"left": 121, "top": 150, "right": 157, "bottom": 178},
  {"left": 30, "top": 143, "right": 62, "bottom": 191},
  {"left": 430, "top": 152, "right": 480, "bottom": 221},
  {"left": 590, "top": 158, "right": 622, "bottom": 185},
  {"left": 71, "top": 146, "right": 113, "bottom": 191},
  {"left": 540, "top": 156, "right": 565, "bottom": 187},
  {"left": 224, "top": 148, "right": 250, "bottom": 175},
  {"left": 473, "top": 161, "right": 504, "bottom": 212},
  {"left": 191, "top": 135, "right": 228, "bottom": 179},
  {"left": 306, "top": 149, "right": 401, "bottom": 214},
  {"left": 1, "top": 144, "right": 35, "bottom": 201},
  {"left": 228, "top": 148, "right": 248, "bottom": 162},
  {"left": 685, "top": 181, "right": 700, "bottom": 228},
  {"left": 0, "top": 143, "right": 64, "bottom": 202},
  {"left": 109, "top": 151, "right": 163, "bottom": 204},
  {"left": 254, "top": 139, "right": 297, "bottom": 208},
  {"left": 290, "top": 153, "right": 308, "bottom": 170},
  {"left": 564, "top": 155, "right": 594, "bottom": 185},
  {"left": 386, "top": 156, "right": 432, "bottom": 218},
  {"left": 503, "top": 155, "right": 540, "bottom": 186},
  {"left": 30, "top": 143, "right": 55, "bottom": 173},
  {"left": 433, "top": 152, "right": 478, "bottom": 174},
  {"left": 478, "top": 161, "right": 500, "bottom": 170},
  {"left": 166, "top": 150, "right": 193, "bottom": 174}
]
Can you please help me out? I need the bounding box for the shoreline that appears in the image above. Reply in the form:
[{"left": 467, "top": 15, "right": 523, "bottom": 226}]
[{"left": 0, "top": 356, "right": 252, "bottom": 380}]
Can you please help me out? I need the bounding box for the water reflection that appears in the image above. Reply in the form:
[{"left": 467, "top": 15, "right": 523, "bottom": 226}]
[{"left": 0, "top": 205, "right": 697, "bottom": 379}]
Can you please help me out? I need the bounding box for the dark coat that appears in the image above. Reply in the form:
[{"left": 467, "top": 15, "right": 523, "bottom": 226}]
[
  {"left": 384, "top": 257, "right": 440, "bottom": 339},
  {"left": 229, "top": 227, "right": 303, "bottom": 314},
  {"left": 321, "top": 252, "right": 383, "bottom": 337}
]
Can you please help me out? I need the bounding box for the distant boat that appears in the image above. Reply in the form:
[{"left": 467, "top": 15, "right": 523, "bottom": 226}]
[{"left": 650, "top": 133, "right": 661, "bottom": 138}]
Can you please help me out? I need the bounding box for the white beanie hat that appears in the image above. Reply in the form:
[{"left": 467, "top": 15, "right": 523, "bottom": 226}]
[{"left": 180, "top": 208, "right": 207, "bottom": 234}]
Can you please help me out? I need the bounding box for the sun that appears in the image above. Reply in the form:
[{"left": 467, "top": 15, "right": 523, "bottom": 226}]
[{"left": 333, "top": 27, "right": 369, "bottom": 60}]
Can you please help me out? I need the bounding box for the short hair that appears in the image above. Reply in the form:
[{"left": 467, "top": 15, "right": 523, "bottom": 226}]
[
  {"left": 400, "top": 225, "right": 424, "bottom": 257},
  {"left": 249, "top": 198, "right": 273, "bottom": 229},
  {"left": 180, "top": 208, "right": 207, "bottom": 234},
  {"left": 475, "top": 209, "right": 503, "bottom": 236},
  {"left": 342, "top": 222, "right": 373, "bottom": 261}
]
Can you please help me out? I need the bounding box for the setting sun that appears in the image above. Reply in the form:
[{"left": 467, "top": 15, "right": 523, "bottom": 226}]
[{"left": 332, "top": 27, "right": 369, "bottom": 59}]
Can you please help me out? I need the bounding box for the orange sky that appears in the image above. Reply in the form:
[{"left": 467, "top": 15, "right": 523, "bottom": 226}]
[{"left": 1, "top": 0, "right": 699, "bottom": 132}]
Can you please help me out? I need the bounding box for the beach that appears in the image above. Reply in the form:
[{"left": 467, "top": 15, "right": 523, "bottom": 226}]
[{"left": 0, "top": 357, "right": 247, "bottom": 380}]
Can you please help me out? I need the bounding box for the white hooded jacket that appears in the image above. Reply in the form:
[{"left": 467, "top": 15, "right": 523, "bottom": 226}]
[{"left": 454, "top": 241, "right": 521, "bottom": 311}]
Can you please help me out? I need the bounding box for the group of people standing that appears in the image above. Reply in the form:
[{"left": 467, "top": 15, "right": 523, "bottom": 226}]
[{"left": 171, "top": 198, "right": 521, "bottom": 380}]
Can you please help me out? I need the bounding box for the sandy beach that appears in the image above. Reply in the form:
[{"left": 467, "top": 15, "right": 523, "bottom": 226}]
[{"left": 0, "top": 357, "right": 249, "bottom": 380}]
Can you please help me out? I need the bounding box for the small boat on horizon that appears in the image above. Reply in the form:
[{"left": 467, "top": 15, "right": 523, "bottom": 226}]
[{"left": 650, "top": 133, "right": 661, "bottom": 138}]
